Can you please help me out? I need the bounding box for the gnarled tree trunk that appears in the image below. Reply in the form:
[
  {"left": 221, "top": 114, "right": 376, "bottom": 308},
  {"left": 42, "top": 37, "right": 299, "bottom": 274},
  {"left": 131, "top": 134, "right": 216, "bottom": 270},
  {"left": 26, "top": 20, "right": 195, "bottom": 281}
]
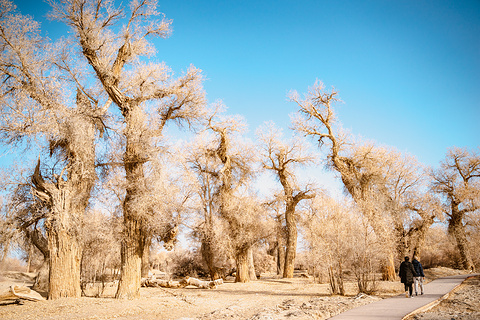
[
  {"left": 116, "top": 216, "right": 144, "bottom": 299},
  {"left": 115, "top": 105, "right": 148, "bottom": 299},
  {"left": 201, "top": 236, "right": 221, "bottom": 280},
  {"left": 235, "top": 246, "right": 250, "bottom": 283},
  {"left": 449, "top": 205, "right": 474, "bottom": 271},
  {"left": 283, "top": 202, "right": 297, "bottom": 278},
  {"left": 47, "top": 227, "right": 82, "bottom": 299},
  {"left": 31, "top": 94, "right": 97, "bottom": 299}
]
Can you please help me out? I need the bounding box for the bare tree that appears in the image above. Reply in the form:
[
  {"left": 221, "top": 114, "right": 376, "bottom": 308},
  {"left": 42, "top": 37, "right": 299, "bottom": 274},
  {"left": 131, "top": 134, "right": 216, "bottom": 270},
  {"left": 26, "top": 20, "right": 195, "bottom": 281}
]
[
  {"left": 187, "top": 110, "right": 267, "bottom": 282},
  {"left": 0, "top": 0, "right": 108, "bottom": 298},
  {"left": 257, "top": 122, "right": 315, "bottom": 278},
  {"left": 372, "top": 148, "right": 441, "bottom": 261},
  {"left": 48, "top": 0, "right": 206, "bottom": 298},
  {"left": 291, "top": 81, "right": 398, "bottom": 280},
  {"left": 403, "top": 193, "right": 441, "bottom": 259},
  {"left": 431, "top": 147, "right": 480, "bottom": 271},
  {"left": 185, "top": 134, "right": 228, "bottom": 280},
  {"left": 301, "top": 194, "right": 378, "bottom": 295},
  {"left": 208, "top": 115, "right": 263, "bottom": 283}
]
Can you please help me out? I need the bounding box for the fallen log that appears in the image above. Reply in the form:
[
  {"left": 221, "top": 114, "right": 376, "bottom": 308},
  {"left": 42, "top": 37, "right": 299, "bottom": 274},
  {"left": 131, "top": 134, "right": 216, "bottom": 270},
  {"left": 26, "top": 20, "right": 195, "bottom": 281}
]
[
  {"left": 141, "top": 276, "right": 224, "bottom": 289},
  {"left": 141, "top": 278, "right": 184, "bottom": 288},
  {"left": 179, "top": 277, "right": 221, "bottom": 289},
  {"left": 0, "top": 285, "right": 45, "bottom": 303}
]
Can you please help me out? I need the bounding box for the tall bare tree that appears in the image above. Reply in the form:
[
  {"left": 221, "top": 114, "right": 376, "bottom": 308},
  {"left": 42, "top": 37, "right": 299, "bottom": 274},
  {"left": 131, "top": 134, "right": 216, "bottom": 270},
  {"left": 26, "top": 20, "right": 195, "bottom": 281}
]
[
  {"left": 257, "top": 122, "right": 315, "bottom": 278},
  {"left": 185, "top": 134, "right": 227, "bottom": 280},
  {"left": 48, "top": 0, "right": 206, "bottom": 298},
  {"left": 187, "top": 110, "right": 266, "bottom": 282},
  {"left": 0, "top": 0, "right": 107, "bottom": 298},
  {"left": 373, "top": 147, "right": 440, "bottom": 260},
  {"left": 208, "top": 115, "right": 263, "bottom": 283},
  {"left": 431, "top": 147, "right": 479, "bottom": 271},
  {"left": 291, "top": 81, "right": 398, "bottom": 280}
]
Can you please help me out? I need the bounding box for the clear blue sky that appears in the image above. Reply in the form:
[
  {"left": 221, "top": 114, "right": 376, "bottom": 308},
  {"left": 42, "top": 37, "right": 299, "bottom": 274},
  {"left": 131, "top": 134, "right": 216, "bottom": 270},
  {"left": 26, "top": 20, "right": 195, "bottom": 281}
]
[{"left": 14, "top": 0, "right": 480, "bottom": 169}]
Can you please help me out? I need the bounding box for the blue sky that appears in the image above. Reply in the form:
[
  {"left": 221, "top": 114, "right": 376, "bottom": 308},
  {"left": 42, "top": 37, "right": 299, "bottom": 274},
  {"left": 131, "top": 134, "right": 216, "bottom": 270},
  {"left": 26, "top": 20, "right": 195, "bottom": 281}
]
[{"left": 13, "top": 0, "right": 480, "bottom": 170}]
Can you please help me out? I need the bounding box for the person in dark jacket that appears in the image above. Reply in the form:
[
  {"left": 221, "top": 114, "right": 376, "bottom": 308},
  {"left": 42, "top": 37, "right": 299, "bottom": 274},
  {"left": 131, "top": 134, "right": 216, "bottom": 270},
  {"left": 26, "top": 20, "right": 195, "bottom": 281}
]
[
  {"left": 399, "top": 256, "right": 417, "bottom": 298},
  {"left": 412, "top": 256, "right": 425, "bottom": 295}
]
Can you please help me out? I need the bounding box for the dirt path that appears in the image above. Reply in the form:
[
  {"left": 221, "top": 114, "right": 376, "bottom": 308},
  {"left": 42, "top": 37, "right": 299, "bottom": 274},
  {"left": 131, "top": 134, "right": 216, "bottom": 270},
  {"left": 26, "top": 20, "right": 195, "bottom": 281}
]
[{"left": 408, "top": 275, "right": 480, "bottom": 320}]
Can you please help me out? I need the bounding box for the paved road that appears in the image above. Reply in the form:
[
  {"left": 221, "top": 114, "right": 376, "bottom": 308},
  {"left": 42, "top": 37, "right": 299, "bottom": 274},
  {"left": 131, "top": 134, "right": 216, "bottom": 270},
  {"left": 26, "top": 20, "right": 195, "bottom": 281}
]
[{"left": 329, "top": 273, "right": 479, "bottom": 320}]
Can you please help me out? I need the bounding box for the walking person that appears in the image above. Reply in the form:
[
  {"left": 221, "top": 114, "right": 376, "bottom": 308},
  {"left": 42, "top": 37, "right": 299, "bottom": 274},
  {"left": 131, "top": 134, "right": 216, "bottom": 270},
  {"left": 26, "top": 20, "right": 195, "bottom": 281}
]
[
  {"left": 399, "top": 256, "right": 417, "bottom": 298},
  {"left": 412, "top": 255, "right": 425, "bottom": 295}
]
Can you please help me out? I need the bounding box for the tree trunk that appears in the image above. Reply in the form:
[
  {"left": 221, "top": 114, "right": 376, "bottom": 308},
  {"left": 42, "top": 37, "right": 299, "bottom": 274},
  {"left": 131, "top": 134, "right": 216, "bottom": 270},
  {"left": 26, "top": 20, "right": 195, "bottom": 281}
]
[
  {"left": 275, "top": 218, "right": 285, "bottom": 276},
  {"left": 449, "top": 209, "right": 474, "bottom": 271},
  {"left": 381, "top": 254, "right": 396, "bottom": 281},
  {"left": 115, "top": 213, "right": 144, "bottom": 299},
  {"left": 283, "top": 203, "right": 297, "bottom": 278},
  {"left": 47, "top": 228, "right": 82, "bottom": 299},
  {"left": 395, "top": 223, "right": 408, "bottom": 261},
  {"left": 141, "top": 236, "right": 152, "bottom": 278},
  {"left": 248, "top": 247, "right": 257, "bottom": 280},
  {"left": 201, "top": 229, "right": 220, "bottom": 280},
  {"left": 277, "top": 245, "right": 285, "bottom": 276},
  {"left": 26, "top": 243, "right": 33, "bottom": 273},
  {"left": 235, "top": 247, "right": 250, "bottom": 283},
  {"left": 116, "top": 105, "right": 148, "bottom": 299},
  {"left": 38, "top": 93, "right": 97, "bottom": 299}
]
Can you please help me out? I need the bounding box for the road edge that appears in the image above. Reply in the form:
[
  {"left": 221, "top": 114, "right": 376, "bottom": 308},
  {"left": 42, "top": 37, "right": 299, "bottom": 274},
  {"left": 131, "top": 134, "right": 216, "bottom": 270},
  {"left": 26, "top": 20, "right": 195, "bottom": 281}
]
[{"left": 401, "top": 274, "right": 479, "bottom": 320}]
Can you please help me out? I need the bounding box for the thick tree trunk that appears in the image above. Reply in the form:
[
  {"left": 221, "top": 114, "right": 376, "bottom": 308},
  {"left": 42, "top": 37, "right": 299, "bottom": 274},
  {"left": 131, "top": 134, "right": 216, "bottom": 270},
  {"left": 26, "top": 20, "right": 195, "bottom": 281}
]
[
  {"left": 449, "top": 210, "right": 474, "bottom": 271},
  {"left": 283, "top": 204, "right": 297, "bottom": 278},
  {"left": 116, "top": 105, "right": 148, "bottom": 299},
  {"left": 235, "top": 247, "right": 250, "bottom": 283},
  {"left": 115, "top": 216, "right": 143, "bottom": 299},
  {"left": 41, "top": 93, "right": 97, "bottom": 299},
  {"left": 248, "top": 247, "right": 257, "bottom": 280},
  {"left": 141, "top": 236, "right": 152, "bottom": 278},
  {"left": 47, "top": 228, "right": 82, "bottom": 299},
  {"left": 381, "top": 254, "right": 396, "bottom": 281},
  {"left": 201, "top": 230, "right": 221, "bottom": 280}
]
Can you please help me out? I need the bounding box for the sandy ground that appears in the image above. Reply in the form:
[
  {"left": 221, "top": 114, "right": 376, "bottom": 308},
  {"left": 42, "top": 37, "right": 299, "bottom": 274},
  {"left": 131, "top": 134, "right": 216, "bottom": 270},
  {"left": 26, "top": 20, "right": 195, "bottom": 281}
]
[{"left": 0, "top": 268, "right": 475, "bottom": 320}]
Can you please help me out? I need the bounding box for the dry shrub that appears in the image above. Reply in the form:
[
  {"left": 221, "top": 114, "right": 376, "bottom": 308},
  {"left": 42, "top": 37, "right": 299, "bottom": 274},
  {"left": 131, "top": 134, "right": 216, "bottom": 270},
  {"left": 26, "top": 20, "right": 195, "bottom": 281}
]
[
  {"left": 302, "top": 195, "right": 381, "bottom": 295},
  {"left": 169, "top": 249, "right": 209, "bottom": 278},
  {"left": 421, "top": 225, "right": 461, "bottom": 269},
  {"left": 252, "top": 244, "right": 276, "bottom": 276}
]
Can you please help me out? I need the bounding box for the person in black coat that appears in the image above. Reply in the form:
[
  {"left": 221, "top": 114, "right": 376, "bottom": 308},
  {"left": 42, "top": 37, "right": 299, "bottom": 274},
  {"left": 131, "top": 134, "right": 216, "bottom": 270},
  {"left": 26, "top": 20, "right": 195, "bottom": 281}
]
[
  {"left": 399, "top": 256, "right": 417, "bottom": 298},
  {"left": 412, "top": 256, "right": 425, "bottom": 295}
]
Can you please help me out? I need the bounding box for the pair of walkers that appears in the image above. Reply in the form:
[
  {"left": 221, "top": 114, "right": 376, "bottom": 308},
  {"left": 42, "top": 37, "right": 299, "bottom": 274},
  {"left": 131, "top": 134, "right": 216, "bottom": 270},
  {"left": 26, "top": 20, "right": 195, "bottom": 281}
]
[{"left": 399, "top": 256, "right": 425, "bottom": 298}]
